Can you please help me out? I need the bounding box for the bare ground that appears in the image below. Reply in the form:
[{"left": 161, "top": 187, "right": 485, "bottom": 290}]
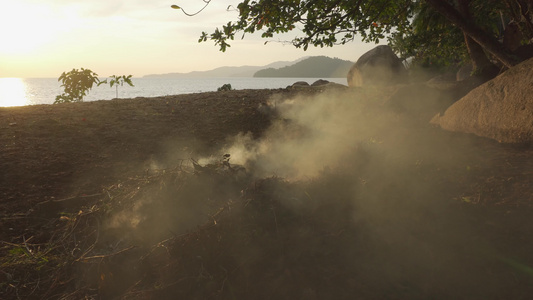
[{"left": 1, "top": 88, "right": 532, "bottom": 299}]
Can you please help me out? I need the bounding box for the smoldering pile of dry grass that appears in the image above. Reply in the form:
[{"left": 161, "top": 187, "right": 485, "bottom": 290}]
[
  {"left": 113, "top": 146, "right": 470, "bottom": 300},
  {"left": 0, "top": 147, "right": 389, "bottom": 299},
  {"left": 4, "top": 85, "right": 529, "bottom": 299},
  {"left": 0, "top": 157, "right": 252, "bottom": 299},
  {"left": 122, "top": 176, "right": 363, "bottom": 299},
  {"left": 0, "top": 86, "right": 424, "bottom": 299}
]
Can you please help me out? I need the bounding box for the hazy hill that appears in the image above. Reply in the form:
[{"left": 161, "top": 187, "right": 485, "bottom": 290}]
[
  {"left": 253, "top": 56, "right": 354, "bottom": 78},
  {"left": 143, "top": 58, "right": 308, "bottom": 78}
]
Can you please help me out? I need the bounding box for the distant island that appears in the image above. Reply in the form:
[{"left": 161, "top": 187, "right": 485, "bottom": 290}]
[
  {"left": 253, "top": 56, "right": 354, "bottom": 78},
  {"left": 143, "top": 58, "right": 306, "bottom": 78},
  {"left": 143, "top": 56, "right": 354, "bottom": 78}
]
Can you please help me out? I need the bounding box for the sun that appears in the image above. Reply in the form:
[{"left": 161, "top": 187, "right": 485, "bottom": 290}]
[
  {"left": 0, "top": 2, "right": 58, "bottom": 54},
  {"left": 0, "top": 78, "right": 30, "bottom": 107}
]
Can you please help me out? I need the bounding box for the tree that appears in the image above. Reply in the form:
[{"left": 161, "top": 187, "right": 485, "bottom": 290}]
[
  {"left": 424, "top": 0, "right": 519, "bottom": 68},
  {"left": 391, "top": 1, "right": 506, "bottom": 77},
  {"left": 504, "top": 0, "right": 533, "bottom": 41},
  {"left": 173, "top": 0, "right": 531, "bottom": 72},
  {"left": 55, "top": 68, "right": 100, "bottom": 104},
  {"left": 98, "top": 75, "right": 134, "bottom": 98},
  {"left": 194, "top": 0, "right": 414, "bottom": 51},
  {"left": 455, "top": 0, "right": 500, "bottom": 77},
  {"left": 390, "top": 2, "right": 469, "bottom": 69}
]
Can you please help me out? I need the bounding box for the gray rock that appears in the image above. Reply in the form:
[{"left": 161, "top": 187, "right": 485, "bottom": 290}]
[
  {"left": 311, "top": 79, "right": 330, "bottom": 86},
  {"left": 347, "top": 45, "right": 408, "bottom": 87},
  {"left": 291, "top": 81, "right": 310, "bottom": 88}
]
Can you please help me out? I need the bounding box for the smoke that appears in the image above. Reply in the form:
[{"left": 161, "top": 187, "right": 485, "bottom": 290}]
[
  {"left": 221, "top": 87, "right": 402, "bottom": 180},
  {"left": 102, "top": 87, "right": 411, "bottom": 243},
  {"left": 208, "top": 86, "right": 502, "bottom": 293},
  {"left": 89, "top": 84, "right": 518, "bottom": 298},
  {"left": 105, "top": 83, "right": 480, "bottom": 249}
]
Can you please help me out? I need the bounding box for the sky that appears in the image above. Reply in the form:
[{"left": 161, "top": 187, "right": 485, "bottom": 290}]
[{"left": 0, "top": 0, "right": 380, "bottom": 78}]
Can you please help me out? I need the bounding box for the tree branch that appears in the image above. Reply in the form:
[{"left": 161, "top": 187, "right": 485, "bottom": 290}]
[{"left": 425, "top": 0, "right": 520, "bottom": 67}]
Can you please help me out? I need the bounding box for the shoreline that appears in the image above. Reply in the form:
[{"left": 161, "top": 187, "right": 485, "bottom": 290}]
[{"left": 0, "top": 77, "right": 348, "bottom": 107}]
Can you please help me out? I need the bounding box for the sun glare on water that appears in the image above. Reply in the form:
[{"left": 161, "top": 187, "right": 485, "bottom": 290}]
[{"left": 0, "top": 78, "right": 31, "bottom": 107}]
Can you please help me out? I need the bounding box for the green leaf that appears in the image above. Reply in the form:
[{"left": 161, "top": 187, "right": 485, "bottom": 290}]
[{"left": 461, "top": 197, "right": 472, "bottom": 203}]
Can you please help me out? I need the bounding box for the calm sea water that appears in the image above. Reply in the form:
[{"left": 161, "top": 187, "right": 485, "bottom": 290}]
[{"left": 0, "top": 77, "right": 347, "bottom": 107}]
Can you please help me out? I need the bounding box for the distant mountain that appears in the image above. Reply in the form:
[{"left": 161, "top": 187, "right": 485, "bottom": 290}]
[
  {"left": 253, "top": 56, "right": 354, "bottom": 78},
  {"left": 143, "top": 58, "right": 309, "bottom": 78}
]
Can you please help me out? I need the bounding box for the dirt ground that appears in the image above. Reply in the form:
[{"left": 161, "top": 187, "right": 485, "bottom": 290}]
[
  {"left": 0, "top": 89, "right": 285, "bottom": 215},
  {"left": 1, "top": 87, "right": 533, "bottom": 299}
]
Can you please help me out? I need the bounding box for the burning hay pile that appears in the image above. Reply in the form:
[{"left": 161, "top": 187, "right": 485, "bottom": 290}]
[
  {"left": 0, "top": 155, "right": 239, "bottom": 297},
  {"left": 3, "top": 87, "right": 533, "bottom": 299},
  {"left": 0, "top": 154, "right": 366, "bottom": 299}
]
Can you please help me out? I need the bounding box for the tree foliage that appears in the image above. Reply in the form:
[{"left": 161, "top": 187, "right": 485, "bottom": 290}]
[
  {"left": 390, "top": 0, "right": 507, "bottom": 69},
  {"left": 195, "top": 0, "right": 414, "bottom": 52},
  {"left": 389, "top": 2, "right": 468, "bottom": 68},
  {"left": 174, "top": 0, "right": 533, "bottom": 70},
  {"left": 55, "top": 68, "right": 100, "bottom": 104},
  {"left": 99, "top": 75, "right": 134, "bottom": 98}
]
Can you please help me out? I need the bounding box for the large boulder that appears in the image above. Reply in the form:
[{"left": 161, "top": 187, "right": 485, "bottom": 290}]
[
  {"left": 347, "top": 45, "right": 408, "bottom": 87},
  {"left": 431, "top": 57, "right": 533, "bottom": 143}
]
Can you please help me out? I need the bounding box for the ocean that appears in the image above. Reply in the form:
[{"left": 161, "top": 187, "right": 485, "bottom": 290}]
[{"left": 0, "top": 77, "right": 348, "bottom": 107}]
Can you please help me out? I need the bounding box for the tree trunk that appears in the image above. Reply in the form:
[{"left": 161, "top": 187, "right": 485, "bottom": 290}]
[
  {"left": 425, "top": 0, "right": 521, "bottom": 68},
  {"left": 456, "top": 0, "right": 500, "bottom": 78},
  {"left": 504, "top": 0, "right": 533, "bottom": 31}
]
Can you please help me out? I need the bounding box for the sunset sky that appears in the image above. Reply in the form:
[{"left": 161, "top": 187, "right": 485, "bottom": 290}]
[{"left": 0, "top": 0, "right": 379, "bottom": 78}]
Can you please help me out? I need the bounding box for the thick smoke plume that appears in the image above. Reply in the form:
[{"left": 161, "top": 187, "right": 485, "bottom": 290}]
[
  {"left": 95, "top": 85, "right": 514, "bottom": 298},
  {"left": 222, "top": 88, "right": 403, "bottom": 180}
]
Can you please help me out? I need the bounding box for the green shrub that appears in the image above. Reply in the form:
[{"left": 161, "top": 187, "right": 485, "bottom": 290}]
[
  {"left": 98, "top": 75, "right": 134, "bottom": 98},
  {"left": 54, "top": 68, "right": 100, "bottom": 104}
]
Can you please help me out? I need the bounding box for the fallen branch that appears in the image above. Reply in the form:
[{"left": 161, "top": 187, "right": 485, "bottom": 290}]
[
  {"left": 36, "top": 193, "right": 103, "bottom": 206},
  {"left": 76, "top": 246, "right": 136, "bottom": 262}
]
